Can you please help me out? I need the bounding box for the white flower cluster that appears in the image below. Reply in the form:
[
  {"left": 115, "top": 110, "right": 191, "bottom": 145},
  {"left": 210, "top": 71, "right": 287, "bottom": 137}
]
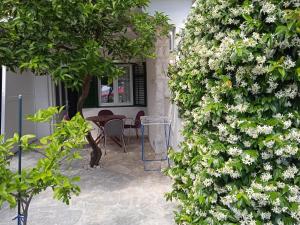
[
  {"left": 228, "top": 146, "right": 242, "bottom": 156},
  {"left": 243, "top": 125, "right": 273, "bottom": 139},
  {"left": 275, "top": 145, "right": 298, "bottom": 157},
  {"left": 283, "top": 165, "right": 298, "bottom": 180},
  {"left": 275, "top": 84, "right": 298, "bottom": 99},
  {"left": 242, "top": 154, "right": 255, "bottom": 165},
  {"left": 209, "top": 209, "right": 227, "bottom": 221},
  {"left": 168, "top": 0, "right": 300, "bottom": 224}
]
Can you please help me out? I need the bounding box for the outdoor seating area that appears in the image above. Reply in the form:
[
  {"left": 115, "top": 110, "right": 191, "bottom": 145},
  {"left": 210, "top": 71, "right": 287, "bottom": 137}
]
[{"left": 86, "top": 110, "right": 145, "bottom": 155}]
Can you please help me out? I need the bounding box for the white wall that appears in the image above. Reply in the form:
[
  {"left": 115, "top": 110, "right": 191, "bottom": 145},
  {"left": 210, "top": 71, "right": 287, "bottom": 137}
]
[
  {"left": 1, "top": 67, "right": 53, "bottom": 140},
  {"left": 34, "top": 75, "right": 54, "bottom": 138},
  {"left": 147, "top": 0, "right": 193, "bottom": 30},
  {"left": 2, "top": 68, "right": 36, "bottom": 138}
]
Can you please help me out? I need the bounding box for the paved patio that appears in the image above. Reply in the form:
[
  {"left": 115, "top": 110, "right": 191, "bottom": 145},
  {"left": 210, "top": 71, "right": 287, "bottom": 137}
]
[{"left": 0, "top": 139, "right": 175, "bottom": 225}]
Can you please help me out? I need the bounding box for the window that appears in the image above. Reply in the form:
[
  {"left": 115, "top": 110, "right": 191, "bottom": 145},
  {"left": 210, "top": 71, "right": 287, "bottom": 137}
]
[
  {"left": 83, "top": 62, "right": 147, "bottom": 108},
  {"left": 169, "top": 27, "right": 176, "bottom": 52},
  {"left": 99, "top": 64, "right": 134, "bottom": 106}
]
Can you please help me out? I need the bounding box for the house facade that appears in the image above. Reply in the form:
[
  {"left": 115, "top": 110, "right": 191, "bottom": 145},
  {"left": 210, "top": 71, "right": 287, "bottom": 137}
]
[{"left": 1, "top": 0, "right": 193, "bottom": 150}]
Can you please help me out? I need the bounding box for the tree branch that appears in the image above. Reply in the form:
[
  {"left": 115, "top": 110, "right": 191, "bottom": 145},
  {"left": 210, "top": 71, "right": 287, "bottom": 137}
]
[{"left": 55, "top": 44, "right": 77, "bottom": 51}]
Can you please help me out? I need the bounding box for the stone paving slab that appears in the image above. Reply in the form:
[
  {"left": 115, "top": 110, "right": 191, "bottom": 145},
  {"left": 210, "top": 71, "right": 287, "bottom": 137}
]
[{"left": 0, "top": 140, "right": 176, "bottom": 225}]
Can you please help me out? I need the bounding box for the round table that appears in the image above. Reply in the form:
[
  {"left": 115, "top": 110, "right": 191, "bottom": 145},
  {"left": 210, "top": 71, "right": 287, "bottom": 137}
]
[{"left": 86, "top": 115, "right": 126, "bottom": 126}]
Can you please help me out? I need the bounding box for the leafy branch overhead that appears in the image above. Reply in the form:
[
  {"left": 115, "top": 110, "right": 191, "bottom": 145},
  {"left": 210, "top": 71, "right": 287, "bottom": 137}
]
[
  {"left": 0, "top": 0, "right": 170, "bottom": 167},
  {"left": 0, "top": 107, "right": 90, "bottom": 224},
  {"left": 0, "top": 0, "right": 170, "bottom": 88}
]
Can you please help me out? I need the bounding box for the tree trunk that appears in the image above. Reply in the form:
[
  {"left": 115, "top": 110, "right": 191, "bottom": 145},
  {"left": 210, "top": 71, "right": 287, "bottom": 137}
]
[
  {"left": 77, "top": 75, "right": 102, "bottom": 167},
  {"left": 22, "top": 194, "right": 33, "bottom": 225},
  {"left": 23, "top": 206, "right": 28, "bottom": 225}
]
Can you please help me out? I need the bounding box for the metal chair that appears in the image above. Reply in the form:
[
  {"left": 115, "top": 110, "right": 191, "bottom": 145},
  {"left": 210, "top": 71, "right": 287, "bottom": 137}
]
[
  {"left": 103, "top": 119, "right": 126, "bottom": 155},
  {"left": 97, "top": 110, "right": 114, "bottom": 139},
  {"left": 124, "top": 111, "right": 145, "bottom": 140}
]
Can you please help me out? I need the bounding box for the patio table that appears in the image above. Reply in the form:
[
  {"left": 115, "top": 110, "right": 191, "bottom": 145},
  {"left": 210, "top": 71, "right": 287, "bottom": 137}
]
[{"left": 86, "top": 115, "right": 126, "bottom": 146}]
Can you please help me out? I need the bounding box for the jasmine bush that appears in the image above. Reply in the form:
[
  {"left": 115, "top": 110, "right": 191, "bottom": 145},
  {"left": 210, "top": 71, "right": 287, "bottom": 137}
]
[{"left": 167, "top": 0, "right": 299, "bottom": 224}]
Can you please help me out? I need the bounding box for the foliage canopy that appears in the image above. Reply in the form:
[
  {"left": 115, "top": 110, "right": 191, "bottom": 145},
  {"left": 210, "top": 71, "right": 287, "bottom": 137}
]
[
  {"left": 0, "top": 0, "right": 170, "bottom": 167},
  {"left": 0, "top": 0, "right": 169, "bottom": 88}
]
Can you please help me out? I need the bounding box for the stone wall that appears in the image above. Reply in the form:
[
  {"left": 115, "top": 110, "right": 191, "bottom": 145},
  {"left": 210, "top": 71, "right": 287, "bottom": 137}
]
[{"left": 146, "top": 37, "right": 183, "bottom": 151}]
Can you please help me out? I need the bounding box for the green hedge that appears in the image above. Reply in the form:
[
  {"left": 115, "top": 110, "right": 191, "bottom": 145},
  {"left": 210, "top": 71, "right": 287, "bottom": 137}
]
[{"left": 167, "top": 0, "right": 300, "bottom": 224}]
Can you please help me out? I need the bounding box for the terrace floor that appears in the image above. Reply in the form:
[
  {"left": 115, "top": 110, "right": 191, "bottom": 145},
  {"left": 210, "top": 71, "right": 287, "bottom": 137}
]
[{"left": 0, "top": 139, "right": 176, "bottom": 225}]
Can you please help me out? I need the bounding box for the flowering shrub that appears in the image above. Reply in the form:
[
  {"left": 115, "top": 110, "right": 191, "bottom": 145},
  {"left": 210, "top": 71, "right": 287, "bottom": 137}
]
[{"left": 167, "top": 0, "right": 300, "bottom": 224}]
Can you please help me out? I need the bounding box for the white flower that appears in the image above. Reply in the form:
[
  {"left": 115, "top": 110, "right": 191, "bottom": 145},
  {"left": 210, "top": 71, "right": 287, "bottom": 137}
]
[
  {"left": 267, "top": 78, "right": 278, "bottom": 93},
  {"left": 252, "top": 32, "right": 260, "bottom": 40},
  {"left": 257, "top": 125, "right": 273, "bottom": 135},
  {"left": 250, "top": 83, "right": 260, "bottom": 94},
  {"left": 275, "top": 84, "right": 298, "bottom": 99},
  {"left": 277, "top": 182, "right": 285, "bottom": 188},
  {"left": 264, "top": 140, "right": 275, "bottom": 148},
  {"left": 261, "top": 172, "right": 272, "bottom": 182},
  {"left": 229, "top": 103, "right": 249, "bottom": 113},
  {"left": 275, "top": 148, "right": 284, "bottom": 156},
  {"left": 230, "top": 171, "right": 241, "bottom": 179},
  {"left": 210, "top": 210, "right": 227, "bottom": 221},
  {"left": 284, "top": 56, "right": 296, "bottom": 69},
  {"left": 187, "top": 142, "right": 193, "bottom": 150},
  {"left": 221, "top": 195, "right": 235, "bottom": 206},
  {"left": 182, "top": 176, "right": 188, "bottom": 184},
  {"left": 203, "top": 178, "right": 213, "bottom": 187},
  {"left": 276, "top": 145, "right": 298, "bottom": 157},
  {"left": 227, "top": 134, "right": 239, "bottom": 144},
  {"left": 243, "top": 141, "right": 251, "bottom": 147},
  {"left": 264, "top": 163, "right": 273, "bottom": 171},
  {"left": 261, "top": 3, "right": 276, "bottom": 14},
  {"left": 283, "top": 165, "right": 298, "bottom": 180},
  {"left": 228, "top": 147, "right": 242, "bottom": 156},
  {"left": 226, "top": 65, "right": 235, "bottom": 71},
  {"left": 266, "top": 15, "right": 276, "bottom": 23},
  {"left": 261, "top": 212, "right": 271, "bottom": 220},
  {"left": 242, "top": 154, "right": 255, "bottom": 165},
  {"left": 256, "top": 56, "right": 266, "bottom": 64},
  {"left": 218, "top": 123, "right": 228, "bottom": 136},
  {"left": 262, "top": 152, "right": 273, "bottom": 160}
]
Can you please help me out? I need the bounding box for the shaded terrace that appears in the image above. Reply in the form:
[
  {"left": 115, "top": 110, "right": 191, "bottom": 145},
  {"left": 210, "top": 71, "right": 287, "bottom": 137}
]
[{"left": 0, "top": 138, "right": 175, "bottom": 225}]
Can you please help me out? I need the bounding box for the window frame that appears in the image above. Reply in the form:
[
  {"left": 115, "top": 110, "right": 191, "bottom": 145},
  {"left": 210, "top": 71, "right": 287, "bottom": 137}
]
[
  {"left": 98, "top": 64, "right": 134, "bottom": 107},
  {"left": 169, "top": 26, "right": 176, "bottom": 52}
]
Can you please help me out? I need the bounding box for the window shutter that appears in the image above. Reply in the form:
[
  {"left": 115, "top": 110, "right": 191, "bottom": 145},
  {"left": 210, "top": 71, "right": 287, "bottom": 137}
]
[
  {"left": 83, "top": 76, "right": 99, "bottom": 108},
  {"left": 133, "top": 62, "right": 147, "bottom": 106}
]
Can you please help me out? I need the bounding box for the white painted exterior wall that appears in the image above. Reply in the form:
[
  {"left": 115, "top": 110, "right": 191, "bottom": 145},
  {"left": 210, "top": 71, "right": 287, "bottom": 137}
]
[
  {"left": 33, "top": 75, "right": 55, "bottom": 138},
  {"left": 1, "top": 67, "right": 54, "bottom": 140}
]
